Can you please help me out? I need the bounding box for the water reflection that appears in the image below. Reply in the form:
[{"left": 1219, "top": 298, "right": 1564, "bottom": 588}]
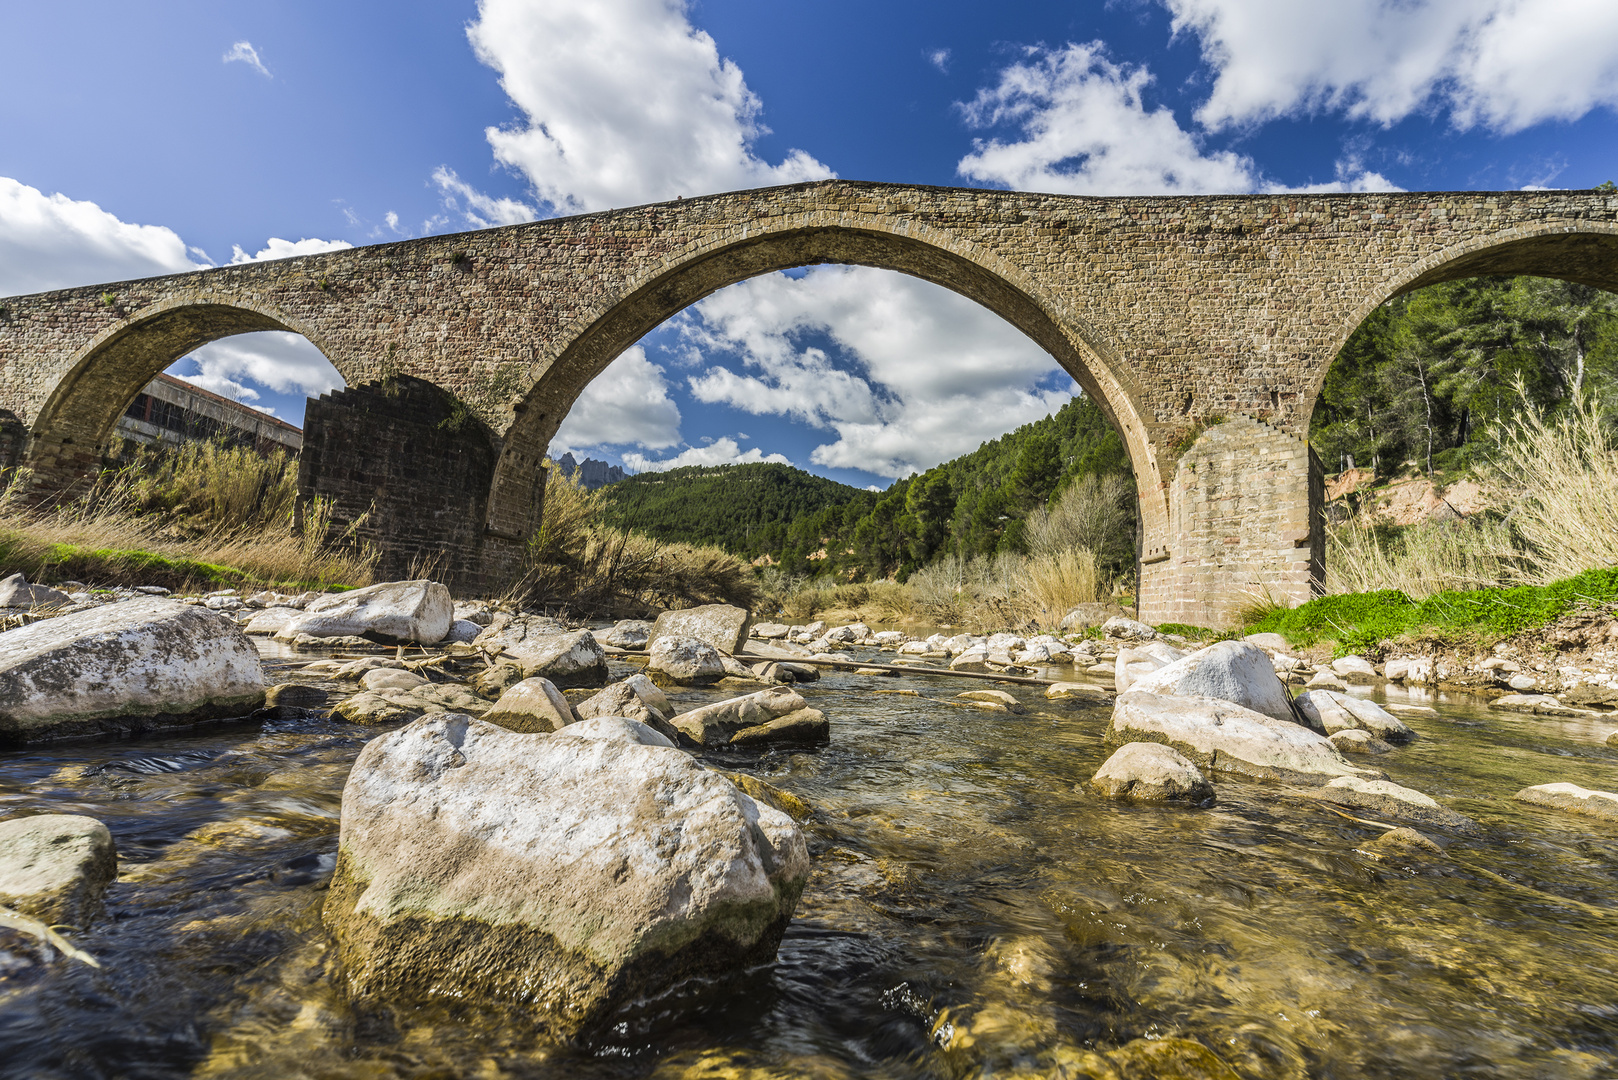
[{"left": 2, "top": 646, "right": 1616, "bottom": 1078}]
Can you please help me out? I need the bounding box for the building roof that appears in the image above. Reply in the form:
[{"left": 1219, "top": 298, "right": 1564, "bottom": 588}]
[{"left": 150, "top": 371, "right": 303, "bottom": 435}]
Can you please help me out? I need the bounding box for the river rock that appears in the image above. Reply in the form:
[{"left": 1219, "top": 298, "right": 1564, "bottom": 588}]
[
  {"left": 475, "top": 621, "right": 607, "bottom": 689},
  {"left": 1126, "top": 641, "right": 1293, "bottom": 723},
  {"left": 360, "top": 669, "right": 428, "bottom": 692},
  {"left": 599, "top": 620, "right": 652, "bottom": 648},
  {"left": 556, "top": 715, "right": 674, "bottom": 748},
  {"left": 0, "top": 598, "right": 265, "bottom": 746},
  {"left": 1114, "top": 641, "right": 1188, "bottom": 693},
  {"left": 1384, "top": 657, "right": 1434, "bottom": 684},
  {"left": 0, "top": 814, "right": 117, "bottom": 926},
  {"left": 1059, "top": 603, "right": 1123, "bottom": 631},
  {"left": 453, "top": 603, "right": 495, "bottom": 626},
  {"left": 1243, "top": 632, "right": 1291, "bottom": 652},
  {"left": 1366, "top": 826, "right": 1444, "bottom": 857},
  {"left": 673, "top": 687, "right": 807, "bottom": 747},
  {"left": 276, "top": 579, "right": 453, "bottom": 644},
  {"left": 1328, "top": 729, "right": 1391, "bottom": 754},
  {"left": 729, "top": 708, "right": 829, "bottom": 749},
  {"left": 242, "top": 606, "right": 303, "bottom": 635},
  {"left": 750, "top": 622, "right": 791, "bottom": 640},
  {"left": 1491, "top": 693, "right": 1582, "bottom": 716},
  {"left": 1304, "top": 670, "right": 1348, "bottom": 692},
  {"left": 1046, "top": 682, "right": 1111, "bottom": 702},
  {"left": 0, "top": 573, "right": 70, "bottom": 610},
  {"left": 1090, "top": 743, "right": 1215, "bottom": 804},
  {"left": 1102, "top": 615, "right": 1156, "bottom": 640},
  {"left": 1608, "top": 730, "right": 1618, "bottom": 749},
  {"left": 473, "top": 662, "right": 525, "bottom": 698},
  {"left": 1294, "top": 690, "right": 1415, "bottom": 743},
  {"left": 572, "top": 677, "right": 681, "bottom": 744},
  {"left": 1309, "top": 776, "right": 1482, "bottom": 834},
  {"left": 443, "top": 619, "right": 483, "bottom": 644},
  {"left": 321, "top": 713, "right": 808, "bottom": 1036},
  {"left": 649, "top": 604, "right": 752, "bottom": 655},
  {"left": 1514, "top": 783, "right": 1618, "bottom": 821},
  {"left": 1331, "top": 655, "right": 1379, "bottom": 684},
  {"left": 332, "top": 684, "right": 489, "bottom": 725},
  {"left": 714, "top": 771, "right": 813, "bottom": 821},
  {"left": 950, "top": 648, "right": 991, "bottom": 673},
  {"left": 262, "top": 684, "right": 329, "bottom": 714},
  {"left": 1108, "top": 691, "right": 1380, "bottom": 785},
  {"left": 482, "top": 678, "right": 576, "bottom": 733},
  {"left": 647, "top": 636, "right": 726, "bottom": 685},
  {"left": 955, "top": 689, "right": 1023, "bottom": 714}
]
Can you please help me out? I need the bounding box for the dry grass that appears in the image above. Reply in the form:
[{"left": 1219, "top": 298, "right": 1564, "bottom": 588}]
[
  {"left": 1323, "top": 516, "right": 1522, "bottom": 599},
  {"left": 1484, "top": 381, "right": 1618, "bottom": 584},
  {"left": 508, "top": 468, "right": 758, "bottom": 617},
  {"left": 0, "top": 444, "right": 375, "bottom": 591}
]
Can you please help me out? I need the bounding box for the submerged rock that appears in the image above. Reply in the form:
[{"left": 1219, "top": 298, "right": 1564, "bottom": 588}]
[
  {"left": 0, "top": 598, "right": 265, "bottom": 746},
  {"left": 714, "top": 771, "right": 814, "bottom": 822},
  {"left": 1515, "top": 782, "right": 1618, "bottom": 822},
  {"left": 1090, "top": 743, "right": 1215, "bottom": 805},
  {"left": 1127, "top": 641, "right": 1294, "bottom": 723},
  {"left": 322, "top": 713, "right": 808, "bottom": 1038},
  {"left": 1108, "top": 691, "right": 1380, "bottom": 785},
  {"left": 1308, "top": 776, "right": 1482, "bottom": 834},
  {"left": 482, "top": 677, "right": 576, "bottom": 733},
  {"left": 957, "top": 689, "right": 1025, "bottom": 714},
  {"left": 1106, "top": 1036, "right": 1241, "bottom": 1080},
  {"left": 0, "top": 814, "right": 117, "bottom": 926},
  {"left": 276, "top": 580, "right": 453, "bottom": 644},
  {"left": 649, "top": 604, "right": 752, "bottom": 655},
  {"left": 1046, "top": 681, "right": 1111, "bottom": 702}
]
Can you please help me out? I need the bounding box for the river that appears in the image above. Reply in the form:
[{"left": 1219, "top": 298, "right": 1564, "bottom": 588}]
[{"left": 2, "top": 645, "right": 1616, "bottom": 1078}]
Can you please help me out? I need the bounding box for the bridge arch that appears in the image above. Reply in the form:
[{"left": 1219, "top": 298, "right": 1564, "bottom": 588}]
[
  {"left": 485, "top": 219, "right": 1163, "bottom": 550},
  {"left": 26, "top": 293, "right": 348, "bottom": 476}
]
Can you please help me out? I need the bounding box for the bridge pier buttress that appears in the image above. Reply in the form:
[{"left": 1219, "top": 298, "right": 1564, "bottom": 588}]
[{"left": 1136, "top": 416, "right": 1323, "bottom": 628}]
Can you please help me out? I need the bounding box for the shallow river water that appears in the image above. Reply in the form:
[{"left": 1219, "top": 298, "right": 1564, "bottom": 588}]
[{"left": 3, "top": 646, "right": 1618, "bottom": 1079}]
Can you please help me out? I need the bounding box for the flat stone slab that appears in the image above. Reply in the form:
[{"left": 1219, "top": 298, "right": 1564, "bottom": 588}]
[{"left": 1515, "top": 783, "right": 1618, "bottom": 822}]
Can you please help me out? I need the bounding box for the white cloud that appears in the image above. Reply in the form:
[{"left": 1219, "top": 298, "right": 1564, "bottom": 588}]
[
  {"left": 223, "top": 41, "right": 271, "bottom": 78},
  {"left": 0, "top": 177, "right": 202, "bottom": 297},
  {"left": 464, "top": 0, "right": 833, "bottom": 212},
  {"left": 680, "top": 267, "right": 1075, "bottom": 479},
  {"left": 178, "top": 331, "right": 344, "bottom": 406},
  {"left": 1164, "top": 0, "right": 1618, "bottom": 134},
  {"left": 957, "top": 43, "right": 1259, "bottom": 195},
  {"left": 623, "top": 437, "right": 790, "bottom": 473},
  {"left": 928, "top": 48, "right": 952, "bottom": 73},
  {"left": 430, "top": 167, "right": 537, "bottom": 229},
  {"left": 957, "top": 43, "right": 1399, "bottom": 196},
  {"left": 230, "top": 237, "right": 354, "bottom": 263},
  {"left": 550, "top": 346, "right": 683, "bottom": 454}
]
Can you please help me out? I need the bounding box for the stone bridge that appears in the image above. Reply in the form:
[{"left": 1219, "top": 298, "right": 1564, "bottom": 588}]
[{"left": 3, "top": 180, "right": 1616, "bottom": 623}]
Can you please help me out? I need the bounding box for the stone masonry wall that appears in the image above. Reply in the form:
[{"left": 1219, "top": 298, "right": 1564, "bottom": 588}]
[{"left": 297, "top": 376, "right": 514, "bottom": 592}]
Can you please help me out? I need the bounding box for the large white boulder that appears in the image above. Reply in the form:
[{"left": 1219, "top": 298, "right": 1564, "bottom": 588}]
[
  {"left": 0, "top": 598, "right": 264, "bottom": 745},
  {"left": 276, "top": 580, "right": 452, "bottom": 644},
  {"left": 472, "top": 616, "right": 607, "bottom": 688},
  {"left": 1126, "top": 641, "right": 1293, "bottom": 723},
  {"left": 1114, "top": 641, "right": 1188, "bottom": 694},
  {"left": 1108, "top": 691, "right": 1381, "bottom": 785},
  {"left": 1090, "top": 743, "right": 1214, "bottom": 804},
  {"left": 646, "top": 636, "right": 726, "bottom": 684},
  {"left": 649, "top": 604, "right": 752, "bottom": 655},
  {"left": 1294, "top": 690, "right": 1415, "bottom": 743},
  {"left": 0, "top": 814, "right": 117, "bottom": 925},
  {"left": 322, "top": 713, "right": 808, "bottom": 1037}
]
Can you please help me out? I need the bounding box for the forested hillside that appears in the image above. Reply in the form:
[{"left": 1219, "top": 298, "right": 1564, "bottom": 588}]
[
  {"left": 594, "top": 393, "right": 1135, "bottom": 582},
  {"left": 1313, "top": 274, "right": 1618, "bottom": 476}
]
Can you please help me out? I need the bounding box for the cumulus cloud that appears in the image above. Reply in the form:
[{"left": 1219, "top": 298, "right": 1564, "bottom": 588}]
[
  {"left": 957, "top": 43, "right": 1401, "bottom": 196},
  {"left": 928, "top": 48, "right": 952, "bottom": 73},
  {"left": 430, "top": 166, "right": 537, "bottom": 229},
  {"left": 550, "top": 346, "right": 683, "bottom": 454},
  {"left": 623, "top": 437, "right": 791, "bottom": 473},
  {"left": 681, "top": 267, "right": 1074, "bottom": 478},
  {"left": 177, "top": 331, "right": 344, "bottom": 406},
  {"left": 464, "top": 0, "right": 833, "bottom": 212},
  {"left": 223, "top": 41, "right": 271, "bottom": 78},
  {"left": 0, "top": 177, "right": 203, "bottom": 297},
  {"left": 230, "top": 237, "right": 354, "bottom": 263},
  {"left": 1164, "top": 0, "right": 1618, "bottom": 134}
]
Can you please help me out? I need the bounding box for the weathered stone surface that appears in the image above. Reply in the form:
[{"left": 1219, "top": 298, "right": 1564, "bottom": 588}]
[
  {"left": 1046, "top": 682, "right": 1111, "bottom": 701},
  {"left": 729, "top": 709, "right": 829, "bottom": 749},
  {"left": 572, "top": 677, "right": 672, "bottom": 736},
  {"left": 332, "top": 684, "right": 489, "bottom": 725},
  {"left": 950, "top": 648, "right": 991, "bottom": 673},
  {"left": 750, "top": 622, "right": 790, "bottom": 640},
  {"left": 264, "top": 683, "right": 329, "bottom": 711},
  {"left": 556, "top": 715, "right": 673, "bottom": 748},
  {"left": 1331, "top": 655, "right": 1379, "bottom": 683},
  {"left": 1308, "top": 777, "right": 1482, "bottom": 834},
  {"left": 1515, "top": 783, "right": 1618, "bottom": 822},
  {"left": 0, "top": 814, "right": 117, "bottom": 926},
  {"left": 1105, "top": 1037, "right": 1240, "bottom": 1080},
  {"left": 472, "top": 616, "right": 606, "bottom": 689},
  {"left": 1328, "top": 729, "right": 1390, "bottom": 754},
  {"left": 242, "top": 606, "right": 303, "bottom": 636},
  {"left": 276, "top": 579, "right": 453, "bottom": 644},
  {"left": 1102, "top": 616, "right": 1156, "bottom": 641},
  {"left": 1126, "top": 641, "right": 1293, "bottom": 723},
  {"left": 1090, "top": 742, "right": 1215, "bottom": 804},
  {"left": 482, "top": 677, "right": 575, "bottom": 733},
  {"left": 1114, "top": 641, "right": 1188, "bottom": 694},
  {"left": 1304, "top": 670, "right": 1349, "bottom": 692},
  {"left": 473, "top": 662, "right": 525, "bottom": 699},
  {"left": 673, "top": 687, "right": 808, "bottom": 747},
  {"left": 1384, "top": 657, "right": 1434, "bottom": 684},
  {"left": 1108, "top": 691, "right": 1379, "bottom": 785},
  {"left": 647, "top": 636, "right": 726, "bottom": 685},
  {"left": 0, "top": 598, "right": 265, "bottom": 745},
  {"left": 321, "top": 713, "right": 808, "bottom": 1035},
  {"left": 0, "top": 574, "right": 70, "bottom": 610},
  {"left": 957, "top": 689, "right": 1025, "bottom": 714},
  {"left": 444, "top": 619, "right": 483, "bottom": 644},
  {"left": 649, "top": 605, "right": 752, "bottom": 655},
  {"left": 1295, "top": 690, "right": 1415, "bottom": 744},
  {"left": 714, "top": 771, "right": 813, "bottom": 821},
  {"left": 1243, "top": 632, "right": 1291, "bottom": 652},
  {"left": 600, "top": 620, "right": 652, "bottom": 648},
  {"left": 360, "top": 669, "right": 428, "bottom": 692},
  {"left": 1491, "top": 693, "right": 1584, "bottom": 716},
  {"left": 1366, "top": 826, "right": 1444, "bottom": 856}
]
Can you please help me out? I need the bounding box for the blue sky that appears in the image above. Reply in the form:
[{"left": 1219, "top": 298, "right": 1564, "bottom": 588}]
[{"left": 3, "top": 1, "right": 1617, "bottom": 488}]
